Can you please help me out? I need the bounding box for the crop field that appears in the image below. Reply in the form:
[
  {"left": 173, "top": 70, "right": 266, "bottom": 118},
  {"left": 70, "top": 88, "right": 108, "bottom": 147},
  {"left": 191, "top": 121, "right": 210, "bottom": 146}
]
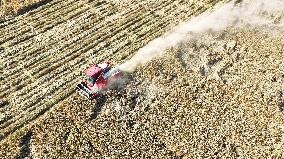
[
  {"left": 0, "top": 0, "right": 49, "bottom": 19},
  {"left": 1, "top": 0, "right": 284, "bottom": 158}
]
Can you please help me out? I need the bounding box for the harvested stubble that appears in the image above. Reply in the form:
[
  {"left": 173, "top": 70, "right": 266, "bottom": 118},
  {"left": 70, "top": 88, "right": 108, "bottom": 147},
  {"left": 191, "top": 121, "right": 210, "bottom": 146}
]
[
  {"left": 29, "top": 24, "right": 283, "bottom": 158},
  {"left": 0, "top": 0, "right": 226, "bottom": 158},
  {"left": 62, "top": 95, "right": 178, "bottom": 158},
  {"left": 0, "top": 0, "right": 49, "bottom": 18},
  {"left": 31, "top": 103, "right": 102, "bottom": 158},
  {"left": 0, "top": 0, "right": 223, "bottom": 146},
  {"left": 129, "top": 26, "right": 284, "bottom": 158}
]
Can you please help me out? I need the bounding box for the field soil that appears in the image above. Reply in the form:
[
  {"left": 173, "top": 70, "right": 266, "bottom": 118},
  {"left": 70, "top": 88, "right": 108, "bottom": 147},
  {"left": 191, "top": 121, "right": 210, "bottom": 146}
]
[{"left": 1, "top": 0, "right": 284, "bottom": 158}]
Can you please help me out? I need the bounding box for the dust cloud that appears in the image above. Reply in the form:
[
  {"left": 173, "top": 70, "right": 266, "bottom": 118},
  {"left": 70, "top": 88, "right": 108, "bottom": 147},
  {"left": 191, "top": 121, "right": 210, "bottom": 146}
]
[{"left": 118, "top": 0, "right": 284, "bottom": 73}]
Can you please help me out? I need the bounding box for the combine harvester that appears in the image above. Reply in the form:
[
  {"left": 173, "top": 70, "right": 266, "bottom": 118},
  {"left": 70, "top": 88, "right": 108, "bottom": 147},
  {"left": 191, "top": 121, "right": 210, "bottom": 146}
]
[{"left": 76, "top": 61, "right": 124, "bottom": 99}]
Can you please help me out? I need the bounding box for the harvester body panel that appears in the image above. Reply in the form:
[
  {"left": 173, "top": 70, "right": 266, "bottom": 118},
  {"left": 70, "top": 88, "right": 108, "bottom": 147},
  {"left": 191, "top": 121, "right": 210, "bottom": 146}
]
[{"left": 76, "top": 62, "right": 123, "bottom": 99}]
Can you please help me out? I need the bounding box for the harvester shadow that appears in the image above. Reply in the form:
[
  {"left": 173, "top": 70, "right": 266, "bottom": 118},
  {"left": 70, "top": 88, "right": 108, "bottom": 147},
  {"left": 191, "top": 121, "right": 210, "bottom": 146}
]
[
  {"left": 279, "top": 101, "right": 284, "bottom": 112},
  {"left": 90, "top": 95, "right": 107, "bottom": 120},
  {"left": 15, "top": 131, "right": 33, "bottom": 159}
]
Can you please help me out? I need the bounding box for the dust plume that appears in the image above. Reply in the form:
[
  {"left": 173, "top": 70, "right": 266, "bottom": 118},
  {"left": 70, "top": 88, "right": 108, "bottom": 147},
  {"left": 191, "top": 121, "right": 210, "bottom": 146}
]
[{"left": 118, "top": 0, "right": 284, "bottom": 73}]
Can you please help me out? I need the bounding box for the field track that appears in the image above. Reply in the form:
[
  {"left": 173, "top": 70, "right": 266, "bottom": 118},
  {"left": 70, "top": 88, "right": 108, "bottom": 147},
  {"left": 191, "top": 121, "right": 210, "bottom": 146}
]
[{"left": 0, "top": 0, "right": 225, "bottom": 157}]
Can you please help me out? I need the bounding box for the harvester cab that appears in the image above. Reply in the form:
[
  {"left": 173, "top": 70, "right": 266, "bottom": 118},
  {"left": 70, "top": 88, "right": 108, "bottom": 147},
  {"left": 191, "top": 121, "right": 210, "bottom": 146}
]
[{"left": 76, "top": 61, "right": 123, "bottom": 99}]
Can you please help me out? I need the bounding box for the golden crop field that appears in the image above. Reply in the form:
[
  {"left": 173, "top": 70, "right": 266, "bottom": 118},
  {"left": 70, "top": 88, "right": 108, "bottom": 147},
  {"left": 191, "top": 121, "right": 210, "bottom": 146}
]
[
  {"left": 0, "top": 0, "right": 45, "bottom": 18},
  {"left": 1, "top": 0, "right": 284, "bottom": 158}
]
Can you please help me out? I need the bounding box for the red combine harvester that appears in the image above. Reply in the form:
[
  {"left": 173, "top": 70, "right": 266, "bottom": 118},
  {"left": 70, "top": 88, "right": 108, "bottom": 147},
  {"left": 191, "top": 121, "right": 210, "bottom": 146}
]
[{"left": 76, "top": 61, "right": 124, "bottom": 99}]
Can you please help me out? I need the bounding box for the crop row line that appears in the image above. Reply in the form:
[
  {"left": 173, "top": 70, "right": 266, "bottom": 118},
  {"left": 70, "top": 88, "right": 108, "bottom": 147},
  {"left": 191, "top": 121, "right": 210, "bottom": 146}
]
[
  {"left": 1, "top": 0, "right": 190, "bottom": 137},
  {"left": 0, "top": 0, "right": 66, "bottom": 30},
  {"left": 0, "top": 0, "right": 83, "bottom": 44},
  {"left": 1, "top": 0, "right": 178, "bottom": 112},
  {"left": 0, "top": 0, "right": 170, "bottom": 96}
]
